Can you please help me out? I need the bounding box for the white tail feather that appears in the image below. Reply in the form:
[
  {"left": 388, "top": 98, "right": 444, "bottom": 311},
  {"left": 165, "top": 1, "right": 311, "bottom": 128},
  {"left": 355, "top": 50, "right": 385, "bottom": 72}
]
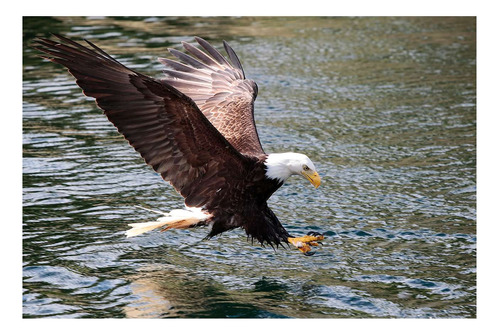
[{"left": 126, "top": 206, "right": 211, "bottom": 238}]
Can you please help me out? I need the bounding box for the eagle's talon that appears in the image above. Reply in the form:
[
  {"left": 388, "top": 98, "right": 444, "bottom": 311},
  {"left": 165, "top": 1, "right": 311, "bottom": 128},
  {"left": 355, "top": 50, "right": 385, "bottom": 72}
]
[{"left": 288, "top": 234, "right": 324, "bottom": 255}]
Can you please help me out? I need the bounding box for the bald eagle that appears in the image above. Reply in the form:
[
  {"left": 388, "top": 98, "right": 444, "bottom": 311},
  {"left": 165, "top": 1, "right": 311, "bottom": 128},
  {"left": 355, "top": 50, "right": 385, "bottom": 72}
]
[{"left": 34, "top": 34, "right": 324, "bottom": 255}]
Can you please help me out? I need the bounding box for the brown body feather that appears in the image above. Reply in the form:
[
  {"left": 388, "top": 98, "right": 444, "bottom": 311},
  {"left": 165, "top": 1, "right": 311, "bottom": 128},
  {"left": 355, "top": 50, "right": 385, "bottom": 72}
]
[{"left": 34, "top": 35, "right": 291, "bottom": 247}]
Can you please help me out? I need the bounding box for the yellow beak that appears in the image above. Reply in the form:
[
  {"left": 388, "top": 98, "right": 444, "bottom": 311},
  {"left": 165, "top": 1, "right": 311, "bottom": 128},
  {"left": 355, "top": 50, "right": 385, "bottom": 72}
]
[{"left": 301, "top": 170, "right": 321, "bottom": 189}]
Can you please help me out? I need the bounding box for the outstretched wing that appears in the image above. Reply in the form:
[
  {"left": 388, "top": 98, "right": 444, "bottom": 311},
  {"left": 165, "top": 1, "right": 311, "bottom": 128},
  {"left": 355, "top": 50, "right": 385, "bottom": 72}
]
[
  {"left": 159, "top": 37, "right": 265, "bottom": 156},
  {"left": 34, "top": 34, "right": 254, "bottom": 209}
]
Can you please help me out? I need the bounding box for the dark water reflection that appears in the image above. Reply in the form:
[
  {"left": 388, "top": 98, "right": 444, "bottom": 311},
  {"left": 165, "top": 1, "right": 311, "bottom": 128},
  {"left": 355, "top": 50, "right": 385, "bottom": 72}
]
[{"left": 23, "top": 16, "right": 476, "bottom": 318}]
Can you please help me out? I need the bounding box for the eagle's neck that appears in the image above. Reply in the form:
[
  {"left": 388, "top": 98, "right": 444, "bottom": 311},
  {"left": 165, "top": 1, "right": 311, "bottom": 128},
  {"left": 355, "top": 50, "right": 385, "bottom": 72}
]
[{"left": 264, "top": 153, "right": 298, "bottom": 183}]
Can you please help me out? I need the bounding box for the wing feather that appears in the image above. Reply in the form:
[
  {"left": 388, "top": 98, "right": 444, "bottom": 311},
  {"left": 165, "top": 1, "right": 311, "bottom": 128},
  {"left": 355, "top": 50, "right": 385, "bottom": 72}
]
[
  {"left": 182, "top": 41, "right": 221, "bottom": 68},
  {"left": 223, "top": 41, "right": 245, "bottom": 77},
  {"left": 168, "top": 48, "right": 213, "bottom": 71},
  {"left": 194, "top": 36, "right": 232, "bottom": 67}
]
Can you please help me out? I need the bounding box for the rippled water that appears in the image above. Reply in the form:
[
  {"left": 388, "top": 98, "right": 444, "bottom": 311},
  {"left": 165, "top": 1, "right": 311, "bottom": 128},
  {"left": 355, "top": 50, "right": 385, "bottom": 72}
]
[{"left": 23, "top": 16, "right": 476, "bottom": 318}]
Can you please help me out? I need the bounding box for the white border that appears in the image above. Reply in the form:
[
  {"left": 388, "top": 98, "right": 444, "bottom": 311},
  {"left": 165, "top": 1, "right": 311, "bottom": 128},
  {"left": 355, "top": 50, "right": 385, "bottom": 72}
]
[{"left": 6, "top": 1, "right": 498, "bottom": 332}]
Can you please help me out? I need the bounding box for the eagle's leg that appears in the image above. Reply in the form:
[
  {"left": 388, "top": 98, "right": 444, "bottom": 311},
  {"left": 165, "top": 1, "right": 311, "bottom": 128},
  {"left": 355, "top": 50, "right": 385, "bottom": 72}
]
[{"left": 288, "top": 231, "right": 324, "bottom": 256}]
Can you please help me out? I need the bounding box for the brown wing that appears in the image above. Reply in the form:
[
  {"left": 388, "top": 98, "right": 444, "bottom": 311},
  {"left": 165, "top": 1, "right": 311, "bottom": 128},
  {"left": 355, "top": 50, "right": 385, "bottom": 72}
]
[
  {"left": 159, "top": 37, "right": 265, "bottom": 156},
  {"left": 34, "top": 34, "right": 254, "bottom": 209}
]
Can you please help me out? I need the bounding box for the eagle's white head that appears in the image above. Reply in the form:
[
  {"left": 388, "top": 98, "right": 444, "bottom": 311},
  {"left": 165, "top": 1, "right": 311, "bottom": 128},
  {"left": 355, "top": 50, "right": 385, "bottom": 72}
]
[{"left": 264, "top": 152, "right": 321, "bottom": 188}]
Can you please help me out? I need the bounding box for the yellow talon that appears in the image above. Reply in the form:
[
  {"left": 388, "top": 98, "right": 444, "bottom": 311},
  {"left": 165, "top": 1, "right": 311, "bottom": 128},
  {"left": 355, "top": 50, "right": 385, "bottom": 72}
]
[{"left": 288, "top": 234, "right": 324, "bottom": 255}]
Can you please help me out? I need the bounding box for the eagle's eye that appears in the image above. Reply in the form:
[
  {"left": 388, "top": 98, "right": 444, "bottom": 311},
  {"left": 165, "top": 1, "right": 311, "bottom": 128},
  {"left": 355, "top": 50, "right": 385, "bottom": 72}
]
[{"left": 303, "top": 165, "right": 310, "bottom": 171}]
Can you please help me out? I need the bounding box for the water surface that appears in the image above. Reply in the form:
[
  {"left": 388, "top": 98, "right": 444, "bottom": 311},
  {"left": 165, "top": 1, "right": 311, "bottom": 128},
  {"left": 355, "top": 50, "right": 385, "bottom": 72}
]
[{"left": 23, "top": 16, "right": 476, "bottom": 318}]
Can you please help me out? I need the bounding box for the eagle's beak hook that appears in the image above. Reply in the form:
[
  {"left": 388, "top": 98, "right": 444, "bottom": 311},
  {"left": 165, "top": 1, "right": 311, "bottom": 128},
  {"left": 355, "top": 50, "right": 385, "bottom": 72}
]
[{"left": 301, "top": 170, "right": 321, "bottom": 188}]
